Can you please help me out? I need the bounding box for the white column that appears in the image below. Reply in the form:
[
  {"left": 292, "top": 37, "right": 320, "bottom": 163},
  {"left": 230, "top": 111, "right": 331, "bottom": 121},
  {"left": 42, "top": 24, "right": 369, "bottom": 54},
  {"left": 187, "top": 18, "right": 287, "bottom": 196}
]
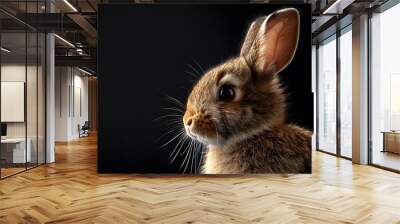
[
  {"left": 46, "top": 1, "right": 55, "bottom": 163},
  {"left": 312, "top": 45, "right": 317, "bottom": 151},
  {"left": 46, "top": 33, "right": 55, "bottom": 163},
  {"left": 352, "top": 14, "right": 369, "bottom": 164}
]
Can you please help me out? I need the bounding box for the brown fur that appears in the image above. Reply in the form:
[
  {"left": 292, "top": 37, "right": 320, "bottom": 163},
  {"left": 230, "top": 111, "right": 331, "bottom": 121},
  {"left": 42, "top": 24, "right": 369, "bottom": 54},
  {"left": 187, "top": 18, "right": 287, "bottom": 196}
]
[
  {"left": 203, "top": 125, "right": 311, "bottom": 174},
  {"left": 182, "top": 8, "right": 311, "bottom": 174}
]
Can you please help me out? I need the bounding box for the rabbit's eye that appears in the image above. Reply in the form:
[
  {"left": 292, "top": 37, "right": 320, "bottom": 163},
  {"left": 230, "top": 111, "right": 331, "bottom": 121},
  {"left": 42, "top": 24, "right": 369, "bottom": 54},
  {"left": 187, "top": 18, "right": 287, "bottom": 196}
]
[{"left": 218, "top": 84, "right": 235, "bottom": 101}]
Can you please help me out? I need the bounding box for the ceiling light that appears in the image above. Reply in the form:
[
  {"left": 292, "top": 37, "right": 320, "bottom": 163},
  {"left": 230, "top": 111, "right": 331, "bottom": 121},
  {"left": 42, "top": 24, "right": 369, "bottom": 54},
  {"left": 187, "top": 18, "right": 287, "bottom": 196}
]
[
  {"left": 76, "top": 48, "right": 85, "bottom": 55},
  {"left": 63, "top": 0, "right": 78, "bottom": 12},
  {"left": 323, "top": 0, "right": 341, "bottom": 14},
  {"left": 1, "top": 47, "right": 11, "bottom": 53},
  {"left": 54, "top": 34, "right": 75, "bottom": 48},
  {"left": 78, "top": 67, "right": 93, "bottom": 76},
  {"left": 322, "top": 0, "right": 354, "bottom": 15}
]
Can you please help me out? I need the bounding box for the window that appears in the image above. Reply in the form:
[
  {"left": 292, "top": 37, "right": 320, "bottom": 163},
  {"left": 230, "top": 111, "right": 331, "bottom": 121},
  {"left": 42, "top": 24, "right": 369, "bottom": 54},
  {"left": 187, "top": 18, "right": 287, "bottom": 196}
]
[
  {"left": 370, "top": 3, "right": 400, "bottom": 171},
  {"left": 316, "top": 25, "right": 353, "bottom": 159},
  {"left": 339, "top": 27, "right": 352, "bottom": 158},
  {"left": 317, "top": 35, "right": 337, "bottom": 154}
]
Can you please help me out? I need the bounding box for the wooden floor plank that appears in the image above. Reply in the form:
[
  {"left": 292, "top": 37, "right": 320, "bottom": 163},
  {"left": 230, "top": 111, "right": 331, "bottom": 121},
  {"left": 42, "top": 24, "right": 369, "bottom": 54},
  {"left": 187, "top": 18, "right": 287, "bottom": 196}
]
[{"left": 0, "top": 135, "right": 400, "bottom": 223}]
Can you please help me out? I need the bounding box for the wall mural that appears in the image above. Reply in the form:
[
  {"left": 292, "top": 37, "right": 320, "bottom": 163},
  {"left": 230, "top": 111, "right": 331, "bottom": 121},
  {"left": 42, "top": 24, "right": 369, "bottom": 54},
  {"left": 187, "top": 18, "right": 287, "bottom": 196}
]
[{"left": 98, "top": 4, "right": 313, "bottom": 174}]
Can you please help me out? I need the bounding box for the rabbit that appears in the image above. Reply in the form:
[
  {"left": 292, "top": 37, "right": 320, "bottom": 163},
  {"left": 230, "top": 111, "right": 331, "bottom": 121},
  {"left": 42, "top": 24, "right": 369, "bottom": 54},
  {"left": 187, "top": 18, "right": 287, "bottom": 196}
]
[{"left": 182, "top": 8, "right": 311, "bottom": 174}]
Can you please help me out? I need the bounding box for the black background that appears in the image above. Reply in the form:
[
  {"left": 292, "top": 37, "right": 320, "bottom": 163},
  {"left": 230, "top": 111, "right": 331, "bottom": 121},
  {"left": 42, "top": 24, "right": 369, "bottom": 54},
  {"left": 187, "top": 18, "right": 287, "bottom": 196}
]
[{"left": 98, "top": 4, "right": 312, "bottom": 173}]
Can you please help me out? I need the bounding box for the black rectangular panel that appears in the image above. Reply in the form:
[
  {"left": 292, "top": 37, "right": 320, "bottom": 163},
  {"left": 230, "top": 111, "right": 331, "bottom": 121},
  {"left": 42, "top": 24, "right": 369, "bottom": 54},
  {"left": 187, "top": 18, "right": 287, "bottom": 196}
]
[{"left": 98, "top": 4, "right": 312, "bottom": 173}]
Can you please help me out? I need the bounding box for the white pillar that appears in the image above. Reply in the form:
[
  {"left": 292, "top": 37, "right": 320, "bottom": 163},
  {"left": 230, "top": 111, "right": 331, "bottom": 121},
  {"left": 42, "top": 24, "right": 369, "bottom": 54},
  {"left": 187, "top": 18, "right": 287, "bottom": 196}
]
[
  {"left": 352, "top": 14, "right": 369, "bottom": 164},
  {"left": 46, "top": 1, "right": 55, "bottom": 163},
  {"left": 312, "top": 45, "right": 317, "bottom": 151}
]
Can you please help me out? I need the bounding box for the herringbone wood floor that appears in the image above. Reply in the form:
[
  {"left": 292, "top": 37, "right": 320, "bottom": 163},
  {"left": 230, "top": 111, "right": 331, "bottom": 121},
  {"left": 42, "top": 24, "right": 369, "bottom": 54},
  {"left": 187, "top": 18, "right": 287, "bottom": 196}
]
[{"left": 1, "top": 135, "right": 400, "bottom": 224}]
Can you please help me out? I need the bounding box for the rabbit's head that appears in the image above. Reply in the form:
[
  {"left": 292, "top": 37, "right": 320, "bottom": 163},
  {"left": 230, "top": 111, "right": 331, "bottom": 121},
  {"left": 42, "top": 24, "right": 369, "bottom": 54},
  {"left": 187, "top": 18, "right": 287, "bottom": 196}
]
[{"left": 183, "top": 8, "right": 300, "bottom": 145}]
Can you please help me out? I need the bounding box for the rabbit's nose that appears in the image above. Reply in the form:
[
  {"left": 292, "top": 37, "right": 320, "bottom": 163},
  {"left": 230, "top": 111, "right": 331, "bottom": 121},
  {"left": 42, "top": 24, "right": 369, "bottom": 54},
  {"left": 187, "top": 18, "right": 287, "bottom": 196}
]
[{"left": 186, "top": 118, "right": 193, "bottom": 127}]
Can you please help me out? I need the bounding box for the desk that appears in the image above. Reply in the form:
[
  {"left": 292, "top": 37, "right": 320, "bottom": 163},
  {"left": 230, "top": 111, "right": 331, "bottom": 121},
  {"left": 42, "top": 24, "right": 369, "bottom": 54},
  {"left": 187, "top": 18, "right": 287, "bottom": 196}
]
[
  {"left": 382, "top": 131, "right": 400, "bottom": 154},
  {"left": 1, "top": 138, "right": 32, "bottom": 163}
]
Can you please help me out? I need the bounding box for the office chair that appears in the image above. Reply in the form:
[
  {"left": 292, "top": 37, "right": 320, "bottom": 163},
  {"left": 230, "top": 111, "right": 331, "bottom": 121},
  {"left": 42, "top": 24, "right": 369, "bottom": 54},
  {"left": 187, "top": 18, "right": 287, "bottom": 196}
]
[{"left": 79, "top": 121, "right": 90, "bottom": 138}]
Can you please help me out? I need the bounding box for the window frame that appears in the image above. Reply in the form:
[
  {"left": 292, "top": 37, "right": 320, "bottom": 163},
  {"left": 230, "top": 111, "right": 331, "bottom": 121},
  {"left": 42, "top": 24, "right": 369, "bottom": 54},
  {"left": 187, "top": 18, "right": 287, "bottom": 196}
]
[
  {"left": 315, "top": 24, "right": 353, "bottom": 160},
  {"left": 367, "top": 0, "right": 400, "bottom": 173}
]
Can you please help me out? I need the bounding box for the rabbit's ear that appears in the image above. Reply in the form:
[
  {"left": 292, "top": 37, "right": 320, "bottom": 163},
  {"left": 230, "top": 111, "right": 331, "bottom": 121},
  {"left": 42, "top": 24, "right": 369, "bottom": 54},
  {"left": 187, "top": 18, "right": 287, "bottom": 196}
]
[
  {"left": 251, "top": 8, "right": 300, "bottom": 75},
  {"left": 240, "top": 17, "right": 265, "bottom": 57}
]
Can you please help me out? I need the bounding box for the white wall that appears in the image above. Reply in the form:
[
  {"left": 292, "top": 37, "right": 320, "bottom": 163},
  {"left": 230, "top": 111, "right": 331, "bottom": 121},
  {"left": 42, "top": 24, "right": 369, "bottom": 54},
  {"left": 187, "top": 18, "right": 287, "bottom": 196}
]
[
  {"left": 72, "top": 73, "right": 89, "bottom": 138},
  {"left": 55, "top": 66, "right": 70, "bottom": 141},
  {"left": 55, "top": 67, "right": 89, "bottom": 141},
  {"left": 1, "top": 64, "right": 42, "bottom": 137},
  {"left": 1, "top": 65, "right": 25, "bottom": 134},
  {"left": 1, "top": 63, "right": 46, "bottom": 164},
  {"left": 1, "top": 65, "right": 27, "bottom": 140}
]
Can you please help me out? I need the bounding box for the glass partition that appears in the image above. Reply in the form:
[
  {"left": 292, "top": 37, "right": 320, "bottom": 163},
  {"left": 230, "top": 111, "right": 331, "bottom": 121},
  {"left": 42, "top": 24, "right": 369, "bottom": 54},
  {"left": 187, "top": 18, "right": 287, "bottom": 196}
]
[
  {"left": 27, "top": 30, "right": 38, "bottom": 169},
  {"left": 317, "top": 35, "right": 337, "bottom": 154},
  {"left": 370, "top": 3, "right": 400, "bottom": 171},
  {"left": 0, "top": 1, "right": 46, "bottom": 179},
  {"left": 1, "top": 31, "right": 28, "bottom": 177}
]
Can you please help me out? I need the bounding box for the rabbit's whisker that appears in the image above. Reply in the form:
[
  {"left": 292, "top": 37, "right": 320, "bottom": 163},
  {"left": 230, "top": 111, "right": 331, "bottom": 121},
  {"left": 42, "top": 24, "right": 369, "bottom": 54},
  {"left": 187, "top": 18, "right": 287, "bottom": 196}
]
[
  {"left": 162, "top": 119, "right": 183, "bottom": 127},
  {"left": 165, "top": 95, "right": 185, "bottom": 109},
  {"left": 197, "top": 146, "right": 205, "bottom": 173},
  {"left": 169, "top": 134, "right": 186, "bottom": 161},
  {"left": 190, "top": 141, "right": 198, "bottom": 174},
  {"left": 155, "top": 126, "right": 182, "bottom": 144},
  {"left": 170, "top": 137, "right": 185, "bottom": 159},
  {"left": 170, "top": 136, "right": 189, "bottom": 163},
  {"left": 161, "top": 116, "right": 182, "bottom": 124},
  {"left": 168, "top": 127, "right": 186, "bottom": 154},
  {"left": 161, "top": 94, "right": 206, "bottom": 174},
  {"left": 153, "top": 114, "right": 182, "bottom": 122},
  {"left": 181, "top": 139, "right": 194, "bottom": 172},
  {"left": 193, "top": 60, "right": 205, "bottom": 73},
  {"left": 194, "top": 141, "right": 203, "bottom": 173},
  {"left": 162, "top": 107, "right": 184, "bottom": 113},
  {"left": 161, "top": 131, "right": 184, "bottom": 148},
  {"left": 185, "top": 70, "right": 200, "bottom": 80},
  {"left": 191, "top": 142, "right": 199, "bottom": 174},
  {"left": 187, "top": 63, "right": 202, "bottom": 77}
]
